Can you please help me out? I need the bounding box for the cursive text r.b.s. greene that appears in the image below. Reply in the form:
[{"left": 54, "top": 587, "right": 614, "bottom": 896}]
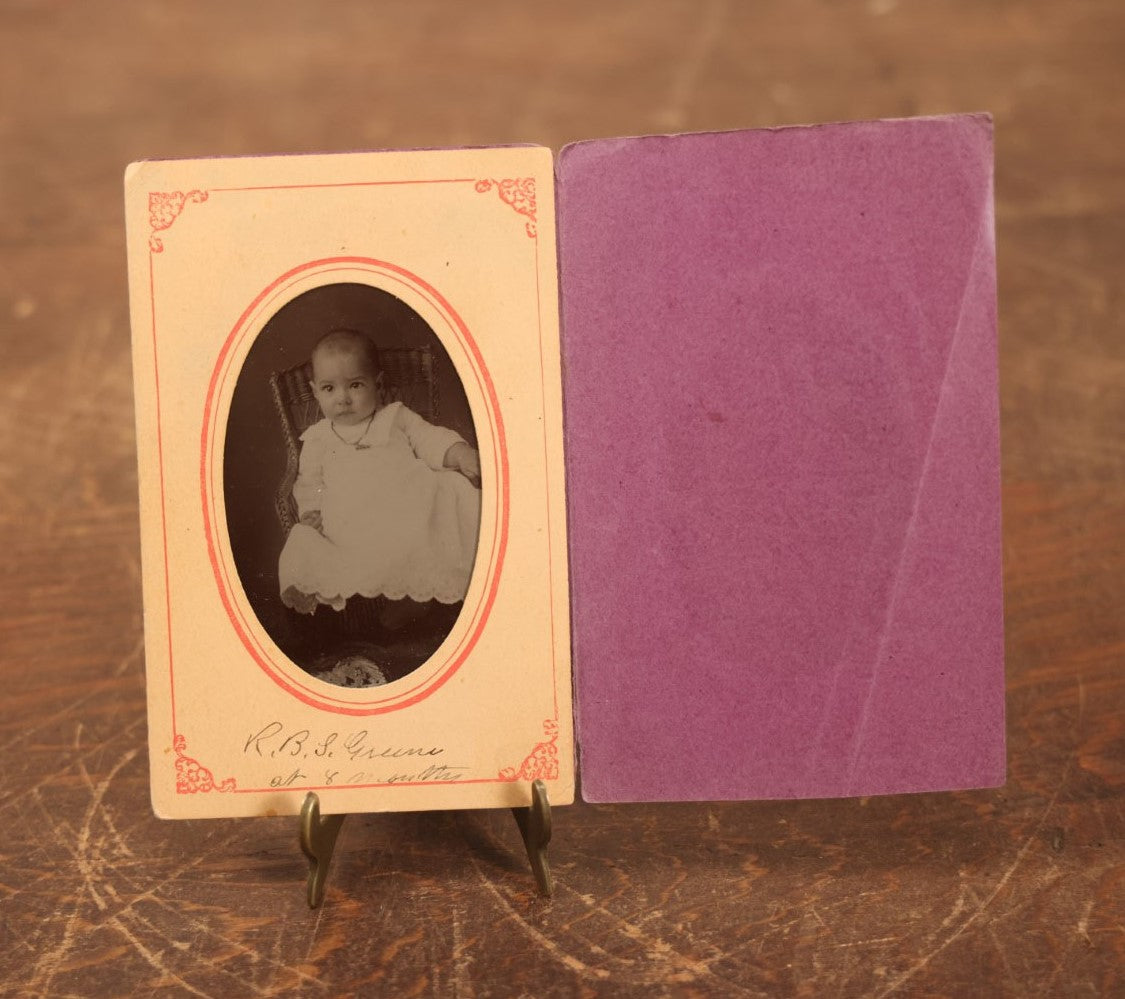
[{"left": 243, "top": 721, "right": 444, "bottom": 764}]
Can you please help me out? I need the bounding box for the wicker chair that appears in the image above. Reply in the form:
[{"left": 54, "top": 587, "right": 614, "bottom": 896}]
[{"left": 269, "top": 345, "right": 437, "bottom": 533}]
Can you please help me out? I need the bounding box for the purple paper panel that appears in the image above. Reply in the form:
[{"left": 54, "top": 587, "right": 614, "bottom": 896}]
[{"left": 558, "top": 115, "right": 1003, "bottom": 802}]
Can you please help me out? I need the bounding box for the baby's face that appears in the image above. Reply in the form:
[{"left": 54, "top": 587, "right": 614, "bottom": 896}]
[{"left": 310, "top": 348, "right": 381, "bottom": 427}]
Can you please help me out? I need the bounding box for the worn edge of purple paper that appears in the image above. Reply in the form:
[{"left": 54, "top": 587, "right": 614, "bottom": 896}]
[{"left": 556, "top": 113, "right": 1004, "bottom": 804}]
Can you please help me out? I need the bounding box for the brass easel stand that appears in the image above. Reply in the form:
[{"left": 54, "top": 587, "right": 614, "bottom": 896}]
[{"left": 299, "top": 780, "right": 553, "bottom": 908}]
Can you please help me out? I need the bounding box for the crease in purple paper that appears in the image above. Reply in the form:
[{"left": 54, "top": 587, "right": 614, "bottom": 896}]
[{"left": 558, "top": 115, "right": 1004, "bottom": 803}]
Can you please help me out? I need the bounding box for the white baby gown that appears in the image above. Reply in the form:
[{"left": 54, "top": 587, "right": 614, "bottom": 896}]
[{"left": 279, "top": 402, "right": 481, "bottom": 612}]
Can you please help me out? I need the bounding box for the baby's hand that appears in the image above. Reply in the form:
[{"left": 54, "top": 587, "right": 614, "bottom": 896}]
[
  {"left": 300, "top": 510, "right": 323, "bottom": 532},
  {"left": 444, "top": 442, "right": 481, "bottom": 485}
]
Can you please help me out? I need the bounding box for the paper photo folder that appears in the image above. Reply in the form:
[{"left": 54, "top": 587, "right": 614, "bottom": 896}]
[
  {"left": 128, "top": 113, "right": 1003, "bottom": 814},
  {"left": 559, "top": 114, "right": 1004, "bottom": 802}
]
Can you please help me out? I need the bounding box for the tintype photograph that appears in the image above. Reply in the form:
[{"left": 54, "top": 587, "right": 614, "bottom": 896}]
[{"left": 224, "top": 282, "right": 481, "bottom": 688}]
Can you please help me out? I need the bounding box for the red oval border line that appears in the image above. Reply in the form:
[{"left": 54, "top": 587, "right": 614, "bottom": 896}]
[
  {"left": 207, "top": 266, "right": 503, "bottom": 709},
  {"left": 207, "top": 265, "right": 504, "bottom": 709},
  {"left": 200, "top": 257, "right": 509, "bottom": 715}
]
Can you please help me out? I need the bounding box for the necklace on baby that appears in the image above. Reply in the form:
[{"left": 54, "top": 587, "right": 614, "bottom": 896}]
[{"left": 330, "top": 411, "right": 376, "bottom": 450}]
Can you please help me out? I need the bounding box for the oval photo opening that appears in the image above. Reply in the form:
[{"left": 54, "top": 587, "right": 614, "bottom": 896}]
[{"left": 224, "top": 282, "right": 481, "bottom": 689}]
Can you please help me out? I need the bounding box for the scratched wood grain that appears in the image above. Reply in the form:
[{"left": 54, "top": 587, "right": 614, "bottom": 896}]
[{"left": 1, "top": 1, "right": 1122, "bottom": 996}]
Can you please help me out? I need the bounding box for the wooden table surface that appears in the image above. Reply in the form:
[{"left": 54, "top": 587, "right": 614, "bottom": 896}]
[{"left": 2, "top": 2, "right": 1122, "bottom": 996}]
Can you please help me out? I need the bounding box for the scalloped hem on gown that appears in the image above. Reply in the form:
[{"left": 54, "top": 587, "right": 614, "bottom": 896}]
[{"left": 278, "top": 470, "right": 481, "bottom": 614}]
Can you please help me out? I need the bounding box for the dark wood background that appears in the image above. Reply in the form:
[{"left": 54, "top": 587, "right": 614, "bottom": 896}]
[{"left": 2, "top": 2, "right": 1122, "bottom": 995}]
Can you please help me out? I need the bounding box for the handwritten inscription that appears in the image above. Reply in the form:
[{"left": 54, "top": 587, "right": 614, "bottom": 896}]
[{"left": 244, "top": 722, "right": 469, "bottom": 789}]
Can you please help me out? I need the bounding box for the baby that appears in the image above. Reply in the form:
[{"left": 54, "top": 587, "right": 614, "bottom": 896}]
[{"left": 279, "top": 328, "right": 481, "bottom": 625}]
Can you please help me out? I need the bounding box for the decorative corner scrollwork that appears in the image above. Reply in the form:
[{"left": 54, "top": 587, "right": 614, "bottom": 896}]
[
  {"left": 174, "top": 734, "right": 236, "bottom": 794},
  {"left": 475, "top": 178, "right": 537, "bottom": 238},
  {"left": 499, "top": 719, "right": 559, "bottom": 781},
  {"left": 149, "top": 190, "right": 209, "bottom": 253}
]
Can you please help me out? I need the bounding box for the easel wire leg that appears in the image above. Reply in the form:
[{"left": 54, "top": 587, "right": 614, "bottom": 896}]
[
  {"left": 511, "top": 779, "right": 553, "bottom": 897},
  {"left": 300, "top": 792, "right": 347, "bottom": 909}
]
